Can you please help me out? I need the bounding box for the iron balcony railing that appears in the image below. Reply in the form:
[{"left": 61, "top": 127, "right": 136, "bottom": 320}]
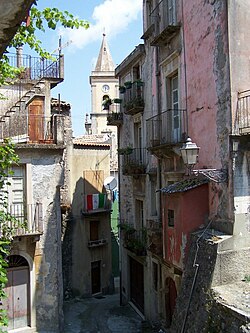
[
  {"left": 150, "top": 0, "right": 179, "bottom": 45},
  {"left": 0, "top": 114, "right": 65, "bottom": 144},
  {"left": 146, "top": 109, "right": 187, "bottom": 148},
  {"left": 236, "top": 90, "right": 250, "bottom": 135},
  {"left": 7, "top": 52, "right": 63, "bottom": 81},
  {"left": 107, "top": 102, "right": 123, "bottom": 126},
  {"left": 0, "top": 203, "right": 43, "bottom": 237},
  {"left": 120, "top": 148, "right": 147, "bottom": 175},
  {"left": 123, "top": 81, "right": 144, "bottom": 115},
  {"left": 121, "top": 223, "right": 147, "bottom": 256}
]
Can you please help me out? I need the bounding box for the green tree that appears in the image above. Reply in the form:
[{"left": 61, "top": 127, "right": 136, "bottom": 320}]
[
  {"left": 0, "top": 4, "right": 90, "bottom": 86},
  {"left": 0, "top": 140, "right": 21, "bottom": 330}
]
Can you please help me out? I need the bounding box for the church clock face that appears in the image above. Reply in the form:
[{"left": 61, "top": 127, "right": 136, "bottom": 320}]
[{"left": 102, "top": 84, "right": 110, "bottom": 93}]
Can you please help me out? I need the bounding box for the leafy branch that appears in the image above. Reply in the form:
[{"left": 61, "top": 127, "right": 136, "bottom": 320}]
[{"left": 10, "top": 7, "right": 90, "bottom": 59}]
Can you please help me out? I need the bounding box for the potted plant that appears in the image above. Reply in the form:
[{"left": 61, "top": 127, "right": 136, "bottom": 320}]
[
  {"left": 102, "top": 97, "right": 112, "bottom": 110},
  {"left": 134, "top": 79, "right": 144, "bottom": 87},
  {"left": 113, "top": 98, "right": 122, "bottom": 104},
  {"left": 124, "top": 81, "right": 132, "bottom": 89},
  {"left": 119, "top": 86, "right": 126, "bottom": 94}
]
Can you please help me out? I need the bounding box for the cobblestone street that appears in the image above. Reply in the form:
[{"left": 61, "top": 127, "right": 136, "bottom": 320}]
[{"left": 63, "top": 293, "right": 161, "bottom": 333}]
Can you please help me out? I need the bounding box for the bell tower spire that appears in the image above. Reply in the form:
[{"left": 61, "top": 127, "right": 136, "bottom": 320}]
[{"left": 94, "top": 33, "right": 115, "bottom": 72}]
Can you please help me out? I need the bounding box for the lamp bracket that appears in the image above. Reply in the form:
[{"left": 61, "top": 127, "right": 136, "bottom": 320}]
[{"left": 193, "top": 169, "right": 228, "bottom": 183}]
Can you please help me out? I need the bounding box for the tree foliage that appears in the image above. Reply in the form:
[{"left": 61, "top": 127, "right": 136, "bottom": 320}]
[
  {"left": 0, "top": 140, "right": 20, "bottom": 331},
  {"left": 0, "top": 4, "right": 90, "bottom": 87}
]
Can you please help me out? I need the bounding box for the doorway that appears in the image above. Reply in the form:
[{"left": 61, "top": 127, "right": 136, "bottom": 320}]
[
  {"left": 130, "top": 257, "right": 144, "bottom": 314},
  {"left": 4, "top": 255, "right": 30, "bottom": 330},
  {"left": 165, "top": 277, "right": 177, "bottom": 327},
  {"left": 91, "top": 261, "right": 101, "bottom": 294}
]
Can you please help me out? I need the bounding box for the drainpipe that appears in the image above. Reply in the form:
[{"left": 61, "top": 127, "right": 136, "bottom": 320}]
[{"left": 155, "top": 46, "right": 162, "bottom": 223}]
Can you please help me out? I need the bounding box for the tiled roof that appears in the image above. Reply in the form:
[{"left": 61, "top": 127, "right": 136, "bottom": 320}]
[
  {"left": 159, "top": 176, "right": 209, "bottom": 194},
  {"left": 51, "top": 98, "right": 71, "bottom": 110},
  {"left": 73, "top": 134, "right": 111, "bottom": 147}
]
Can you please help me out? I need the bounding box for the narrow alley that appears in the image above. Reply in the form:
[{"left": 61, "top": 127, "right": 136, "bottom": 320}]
[{"left": 63, "top": 292, "right": 161, "bottom": 333}]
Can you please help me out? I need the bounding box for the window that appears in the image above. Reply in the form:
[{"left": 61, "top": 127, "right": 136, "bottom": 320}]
[
  {"left": 152, "top": 261, "right": 158, "bottom": 291},
  {"left": 0, "top": 165, "right": 26, "bottom": 221},
  {"left": 168, "top": 209, "right": 175, "bottom": 227},
  {"left": 166, "top": 74, "right": 180, "bottom": 142},
  {"left": 90, "top": 220, "right": 99, "bottom": 241},
  {"left": 168, "top": 0, "right": 176, "bottom": 25}
]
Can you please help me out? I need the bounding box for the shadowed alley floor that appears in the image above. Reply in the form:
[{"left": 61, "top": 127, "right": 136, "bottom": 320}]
[{"left": 63, "top": 293, "right": 161, "bottom": 333}]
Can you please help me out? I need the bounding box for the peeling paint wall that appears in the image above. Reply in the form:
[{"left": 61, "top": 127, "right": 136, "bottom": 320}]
[{"left": 16, "top": 148, "right": 64, "bottom": 332}]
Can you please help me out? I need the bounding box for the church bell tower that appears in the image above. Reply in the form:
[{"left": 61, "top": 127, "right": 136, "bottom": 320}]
[{"left": 89, "top": 34, "right": 119, "bottom": 135}]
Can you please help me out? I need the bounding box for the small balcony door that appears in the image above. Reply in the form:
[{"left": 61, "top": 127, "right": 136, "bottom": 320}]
[{"left": 169, "top": 74, "right": 180, "bottom": 142}]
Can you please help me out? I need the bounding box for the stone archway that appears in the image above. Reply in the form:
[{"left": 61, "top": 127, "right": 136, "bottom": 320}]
[{"left": 165, "top": 277, "right": 177, "bottom": 327}]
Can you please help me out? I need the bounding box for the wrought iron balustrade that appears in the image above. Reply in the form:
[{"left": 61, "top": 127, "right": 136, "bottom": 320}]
[
  {"left": 146, "top": 109, "right": 187, "bottom": 148},
  {"left": 0, "top": 203, "right": 43, "bottom": 237},
  {"left": 120, "top": 148, "right": 147, "bottom": 175},
  {"left": 150, "top": 0, "right": 179, "bottom": 45},
  {"left": 122, "top": 224, "right": 147, "bottom": 256},
  {"left": 6, "top": 53, "right": 62, "bottom": 80},
  {"left": 123, "top": 81, "right": 144, "bottom": 115},
  {"left": 0, "top": 114, "right": 65, "bottom": 144}
]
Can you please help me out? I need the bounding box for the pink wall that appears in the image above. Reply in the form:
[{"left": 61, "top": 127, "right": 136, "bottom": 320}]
[
  {"left": 181, "top": 0, "right": 230, "bottom": 170},
  {"left": 163, "top": 184, "right": 209, "bottom": 269}
]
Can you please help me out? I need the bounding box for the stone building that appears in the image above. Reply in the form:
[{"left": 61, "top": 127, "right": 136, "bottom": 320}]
[
  {"left": 0, "top": 49, "right": 66, "bottom": 332},
  {"left": 62, "top": 133, "right": 113, "bottom": 298},
  {"left": 112, "top": 0, "right": 250, "bottom": 331}
]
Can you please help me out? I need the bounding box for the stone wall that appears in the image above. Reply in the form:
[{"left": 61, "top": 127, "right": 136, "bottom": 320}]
[{"left": 167, "top": 231, "right": 250, "bottom": 333}]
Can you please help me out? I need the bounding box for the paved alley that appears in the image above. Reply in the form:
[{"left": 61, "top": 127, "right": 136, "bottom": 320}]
[{"left": 63, "top": 293, "right": 161, "bottom": 333}]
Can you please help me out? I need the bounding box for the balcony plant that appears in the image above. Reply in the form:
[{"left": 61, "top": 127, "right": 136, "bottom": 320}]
[
  {"left": 119, "top": 86, "right": 126, "bottom": 94},
  {"left": 102, "top": 97, "right": 112, "bottom": 110},
  {"left": 134, "top": 79, "right": 144, "bottom": 87},
  {"left": 113, "top": 98, "right": 122, "bottom": 104},
  {"left": 124, "top": 81, "right": 132, "bottom": 89},
  {"left": 117, "top": 146, "right": 133, "bottom": 155}
]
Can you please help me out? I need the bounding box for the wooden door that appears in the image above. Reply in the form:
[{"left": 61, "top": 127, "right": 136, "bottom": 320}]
[
  {"left": 91, "top": 261, "right": 101, "bottom": 294},
  {"left": 165, "top": 277, "right": 177, "bottom": 327},
  {"left": 28, "top": 97, "right": 44, "bottom": 142},
  {"left": 4, "top": 266, "right": 30, "bottom": 330},
  {"left": 130, "top": 257, "right": 144, "bottom": 314}
]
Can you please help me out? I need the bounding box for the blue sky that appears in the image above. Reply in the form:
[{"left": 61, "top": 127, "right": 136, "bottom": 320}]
[{"left": 34, "top": 0, "right": 143, "bottom": 137}]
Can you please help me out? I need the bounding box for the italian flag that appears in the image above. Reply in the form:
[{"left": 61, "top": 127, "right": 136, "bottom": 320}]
[{"left": 86, "top": 194, "right": 106, "bottom": 210}]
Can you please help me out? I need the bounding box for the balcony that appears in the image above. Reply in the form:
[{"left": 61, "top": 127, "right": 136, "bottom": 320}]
[
  {"left": 119, "top": 148, "right": 147, "bottom": 176},
  {"left": 150, "top": 0, "right": 180, "bottom": 46},
  {"left": 122, "top": 81, "right": 144, "bottom": 115},
  {"left": 235, "top": 90, "right": 250, "bottom": 135},
  {"left": 0, "top": 203, "right": 43, "bottom": 239},
  {"left": 82, "top": 193, "right": 112, "bottom": 215},
  {"left": 0, "top": 114, "right": 65, "bottom": 145},
  {"left": 107, "top": 102, "right": 123, "bottom": 126},
  {"left": 7, "top": 52, "right": 64, "bottom": 83},
  {"left": 88, "top": 239, "right": 108, "bottom": 248},
  {"left": 120, "top": 223, "right": 147, "bottom": 256},
  {"left": 146, "top": 109, "right": 187, "bottom": 158}
]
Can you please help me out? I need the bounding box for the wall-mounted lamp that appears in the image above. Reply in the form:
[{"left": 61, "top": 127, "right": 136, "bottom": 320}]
[
  {"left": 180, "top": 137, "right": 227, "bottom": 183},
  {"left": 180, "top": 137, "right": 200, "bottom": 170}
]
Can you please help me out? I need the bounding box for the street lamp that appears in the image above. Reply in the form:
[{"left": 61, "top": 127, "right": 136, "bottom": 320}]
[{"left": 180, "top": 137, "right": 200, "bottom": 171}]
